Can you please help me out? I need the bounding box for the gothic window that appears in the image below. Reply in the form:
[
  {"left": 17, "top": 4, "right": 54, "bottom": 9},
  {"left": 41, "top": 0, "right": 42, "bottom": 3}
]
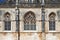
[
  {"left": 50, "top": 0, "right": 60, "bottom": 3},
  {"left": 28, "top": 0, "right": 33, "bottom": 3},
  {"left": 33, "top": 0, "right": 40, "bottom": 3},
  {"left": 4, "top": 12, "right": 11, "bottom": 30},
  {"left": 8, "top": 0, "right": 16, "bottom": 4},
  {"left": 19, "top": 0, "right": 33, "bottom": 3},
  {"left": 0, "top": 10, "right": 3, "bottom": 20},
  {"left": 57, "top": 11, "right": 60, "bottom": 20},
  {"left": 49, "top": 13, "right": 56, "bottom": 30},
  {"left": 19, "top": 0, "right": 40, "bottom": 3},
  {"left": 24, "top": 11, "right": 36, "bottom": 30}
]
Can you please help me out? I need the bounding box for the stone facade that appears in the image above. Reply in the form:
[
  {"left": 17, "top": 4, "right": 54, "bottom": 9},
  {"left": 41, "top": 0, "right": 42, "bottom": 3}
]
[
  {"left": 0, "top": 0, "right": 60, "bottom": 40},
  {"left": 0, "top": 8, "right": 60, "bottom": 40}
]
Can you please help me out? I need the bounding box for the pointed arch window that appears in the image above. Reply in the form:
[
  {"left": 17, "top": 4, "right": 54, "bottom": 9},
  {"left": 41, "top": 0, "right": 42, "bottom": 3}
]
[
  {"left": 49, "top": 13, "right": 56, "bottom": 30},
  {"left": 19, "top": 0, "right": 33, "bottom": 3},
  {"left": 4, "top": 12, "right": 11, "bottom": 30},
  {"left": 24, "top": 11, "right": 36, "bottom": 30},
  {"left": 19, "top": 0, "right": 40, "bottom": 3}
]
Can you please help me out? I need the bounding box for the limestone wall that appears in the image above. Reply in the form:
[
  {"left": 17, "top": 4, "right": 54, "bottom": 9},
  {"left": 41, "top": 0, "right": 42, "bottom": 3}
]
[
  {"left": 0, "top": 8, "right": 60, "bottom": 32},
  {"left": 0, "top": 32, "right": 17, "bottom": 40},
  {"left": 0, "top": 8, "right": 60, "bottom": 40}
]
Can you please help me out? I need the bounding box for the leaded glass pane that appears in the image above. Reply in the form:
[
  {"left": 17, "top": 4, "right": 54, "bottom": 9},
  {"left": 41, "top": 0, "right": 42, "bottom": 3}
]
[
  {"left": 49, "top": 13, "right": 55, "bottom": 30},
  {"left": 4, "top": 13, "right": 11, "bottom": 30},
  {"left": 24, "top": 12, "right": 36, "bottom": 30}
]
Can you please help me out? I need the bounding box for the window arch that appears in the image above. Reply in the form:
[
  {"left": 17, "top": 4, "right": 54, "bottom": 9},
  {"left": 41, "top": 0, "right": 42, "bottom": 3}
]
[
  {"left": 49, "top": 12, "right": 56, "bottom": 30},
  {"left": 4, "top": 12, "right": 11, "bottom": 30},
  {"left": 24, "top": 11, "right": 36, "bottom": 30}
]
